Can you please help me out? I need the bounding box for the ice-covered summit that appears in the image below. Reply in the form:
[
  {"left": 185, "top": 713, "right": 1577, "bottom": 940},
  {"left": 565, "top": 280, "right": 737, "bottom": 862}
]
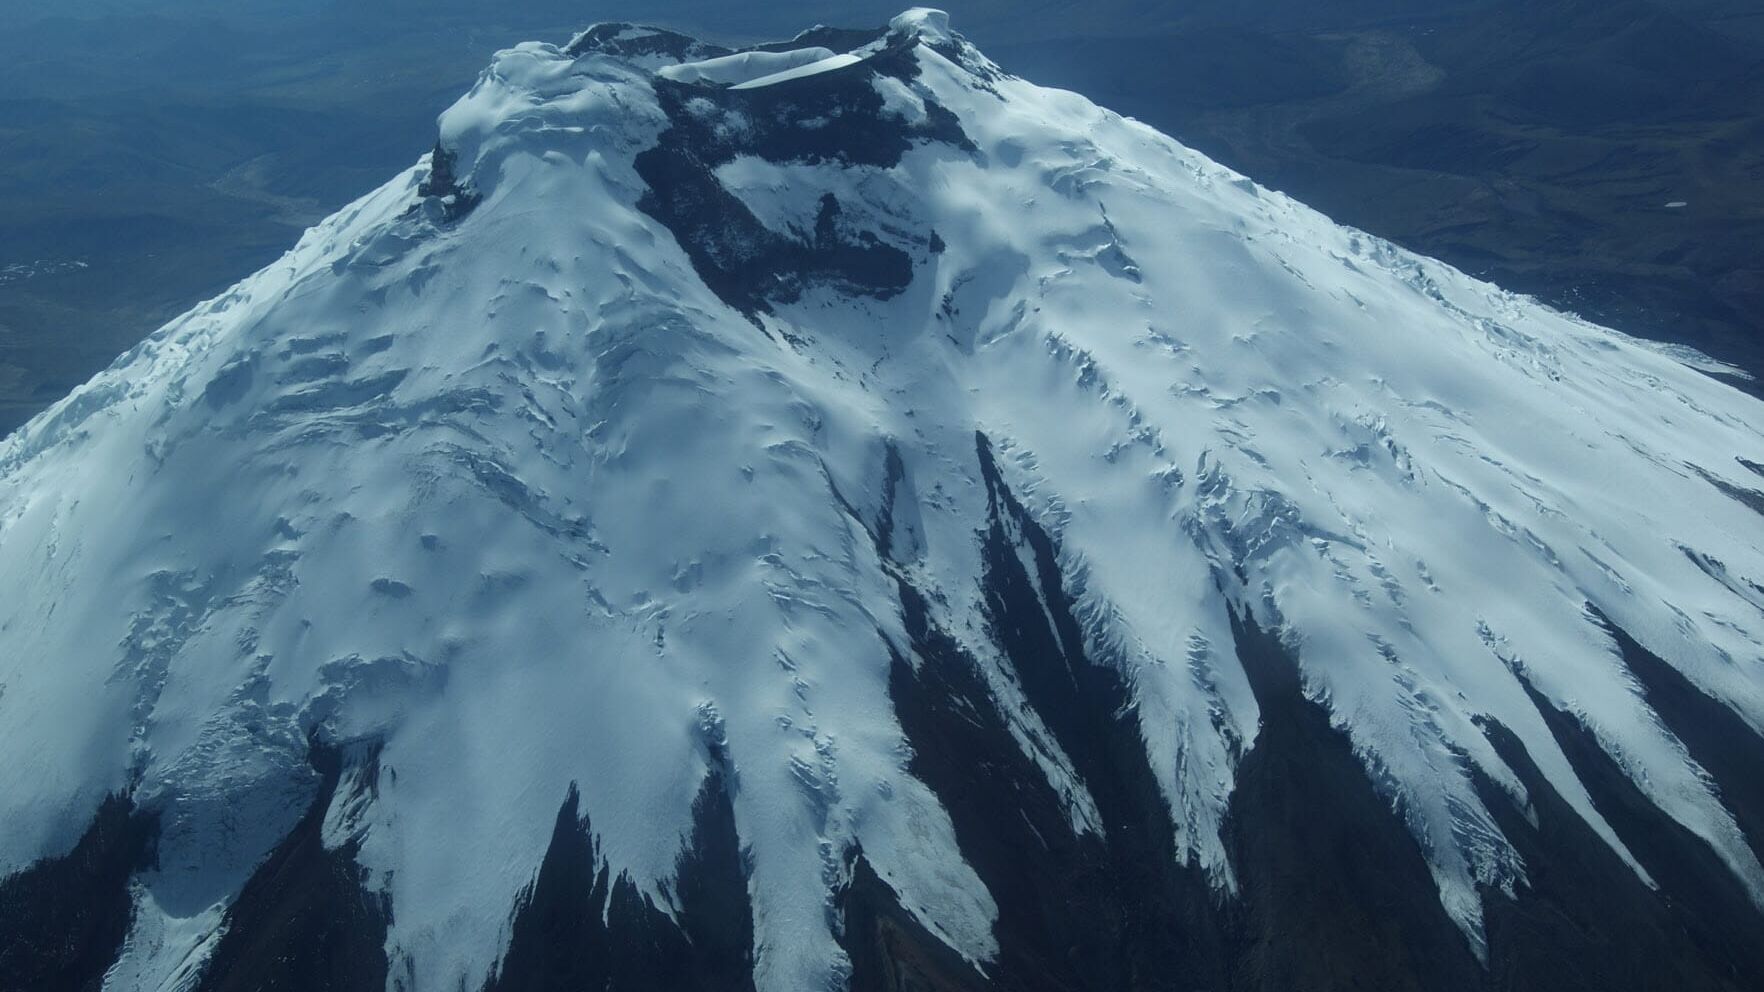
[
  {"left": 888, "top": 7, "right": 954, "bottom": 44},
  {"left": 4, "top": 10, "right": 1764, "bottom": 992}
]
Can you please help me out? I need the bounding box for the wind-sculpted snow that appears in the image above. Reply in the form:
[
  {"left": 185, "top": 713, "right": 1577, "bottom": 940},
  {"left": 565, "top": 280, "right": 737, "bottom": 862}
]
[{"left": 3, "top": 8, "right": 1764, "bottom": 991}]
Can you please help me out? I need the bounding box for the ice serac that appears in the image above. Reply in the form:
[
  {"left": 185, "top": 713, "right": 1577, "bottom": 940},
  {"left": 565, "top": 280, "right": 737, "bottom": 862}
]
[{"left": 4, "top": 7, "right": 1764, "bottom": 991}]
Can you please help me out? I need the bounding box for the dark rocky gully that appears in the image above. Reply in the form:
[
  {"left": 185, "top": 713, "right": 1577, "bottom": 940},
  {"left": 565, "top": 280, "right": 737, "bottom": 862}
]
[{"left": 6, "top": 432, "right": 1764, "bottom": 992}]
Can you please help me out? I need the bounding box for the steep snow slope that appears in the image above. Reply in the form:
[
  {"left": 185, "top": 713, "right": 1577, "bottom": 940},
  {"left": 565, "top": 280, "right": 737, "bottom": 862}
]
[{"left": 3, "top": 8, "right": 1764, "bottom": 991}]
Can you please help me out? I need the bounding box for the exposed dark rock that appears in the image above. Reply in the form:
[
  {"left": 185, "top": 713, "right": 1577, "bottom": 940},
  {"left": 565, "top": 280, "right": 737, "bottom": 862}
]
[
  {"left": 1473, "top": 718, "right": 1751, "bottom": 991},
  {"left": 665, "top": 769, "right": 758, "bottom": 991},
  {"left": 874, "top": 433, "right": 1524, "bottom": 991},
  {"left": 415, "top": 142, "right": 480, "bottom": 222},
  {"left": 874, "top": 441, "right": 907, "bottom": 561},
  {"left": 838, "top": 850, "right": 993, "bottom": 992},
  {"left": 1689, "top": 462, "right": 1764, "bottom": 517},
  {"left": 564, "top": 23, "right": 730, "bottom": 63},
  {"left": 195, "top": 740, "right": 390, "bottom": 992},
  {"left": 1222, "top": 606, "right": 1484, "bottom": 992},
  {"left": 1511, "top": 669, "right": 1764, "bottom": 988},
  {"left": 484, "top": 784, "right": 626, "bottom": 992},
  {"left": 484, "top": 772, "right": 755, "bottom": 992},
  {"left": 886, "top": 576, "right": 1140, "bottom": 992},
  {"left": 969, "top": 431, "right": 1235, "bottom": 990},
  {"left": 633, "top": 33, "right": 972, "bottom": 316},
  {"left": 1593, "top": 607, "right": 1764, "bottom": 858},
  {"left": 0, "top": 794, "right": 157, "bottom": 992}
]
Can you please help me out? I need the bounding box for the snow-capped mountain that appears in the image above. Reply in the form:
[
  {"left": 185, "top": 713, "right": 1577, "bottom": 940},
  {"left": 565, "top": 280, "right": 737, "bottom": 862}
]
[{"left": 4, "top": 9, "right": 1764, "bottom": 991}]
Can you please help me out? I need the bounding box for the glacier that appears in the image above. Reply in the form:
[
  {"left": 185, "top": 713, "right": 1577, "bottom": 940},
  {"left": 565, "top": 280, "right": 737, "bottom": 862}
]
[{"left": 2, "top": 8, "right": 1763, "bottom": 991}]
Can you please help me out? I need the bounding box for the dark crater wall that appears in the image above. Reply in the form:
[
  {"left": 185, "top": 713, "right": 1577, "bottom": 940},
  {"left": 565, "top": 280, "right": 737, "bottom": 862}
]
[{"left": 632, "top": 35, "right": 972, "bottom": 317}]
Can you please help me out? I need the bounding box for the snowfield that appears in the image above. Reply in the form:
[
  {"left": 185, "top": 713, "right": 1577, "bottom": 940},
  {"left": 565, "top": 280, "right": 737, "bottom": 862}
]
[{"left": 3, "top": 8, "right": 1763, "bottom": 991}]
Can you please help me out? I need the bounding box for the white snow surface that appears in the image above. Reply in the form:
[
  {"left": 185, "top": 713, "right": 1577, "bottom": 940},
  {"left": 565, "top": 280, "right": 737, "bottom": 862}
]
[
  {"left": 729, "top": 52, "right": 864, "bottom": 91},
  {"left": 659, "top": 47, "right": 839, "bottom": 87},
  {"left": 2, "top": 9, "right": 1764, "bottom": 990}
]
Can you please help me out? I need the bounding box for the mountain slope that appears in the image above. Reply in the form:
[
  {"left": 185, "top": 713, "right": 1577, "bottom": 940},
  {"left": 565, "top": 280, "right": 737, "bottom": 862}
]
[{"left": 3, "top": 9, "right": 1764, "bottom": 991}]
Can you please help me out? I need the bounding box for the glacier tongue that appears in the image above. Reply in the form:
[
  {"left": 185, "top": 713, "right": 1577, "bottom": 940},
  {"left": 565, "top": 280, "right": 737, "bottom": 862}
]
[{"left": 4, "top": 8, "right": 1764, "bottom": 991}]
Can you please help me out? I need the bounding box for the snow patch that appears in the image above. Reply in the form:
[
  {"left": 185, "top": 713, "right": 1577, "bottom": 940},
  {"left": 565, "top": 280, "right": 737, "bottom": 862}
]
[
  {"left": 730, "top": 53, "right": 864, "bottom": 91},
  {"left": 660, "top": 47, "right": 838, "bottom": 87},
  {"left": 873, "top": 74, "right": 928, "bottom": 124}
]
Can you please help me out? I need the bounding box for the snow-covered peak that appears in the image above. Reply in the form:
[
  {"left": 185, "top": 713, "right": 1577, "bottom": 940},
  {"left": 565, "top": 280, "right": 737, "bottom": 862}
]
[
  {"left": 888, "top": 7, "right": 954, "bottom": 46},
  {"left": 4, "top": 9, "right": 1764, "bottom": 992}
]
